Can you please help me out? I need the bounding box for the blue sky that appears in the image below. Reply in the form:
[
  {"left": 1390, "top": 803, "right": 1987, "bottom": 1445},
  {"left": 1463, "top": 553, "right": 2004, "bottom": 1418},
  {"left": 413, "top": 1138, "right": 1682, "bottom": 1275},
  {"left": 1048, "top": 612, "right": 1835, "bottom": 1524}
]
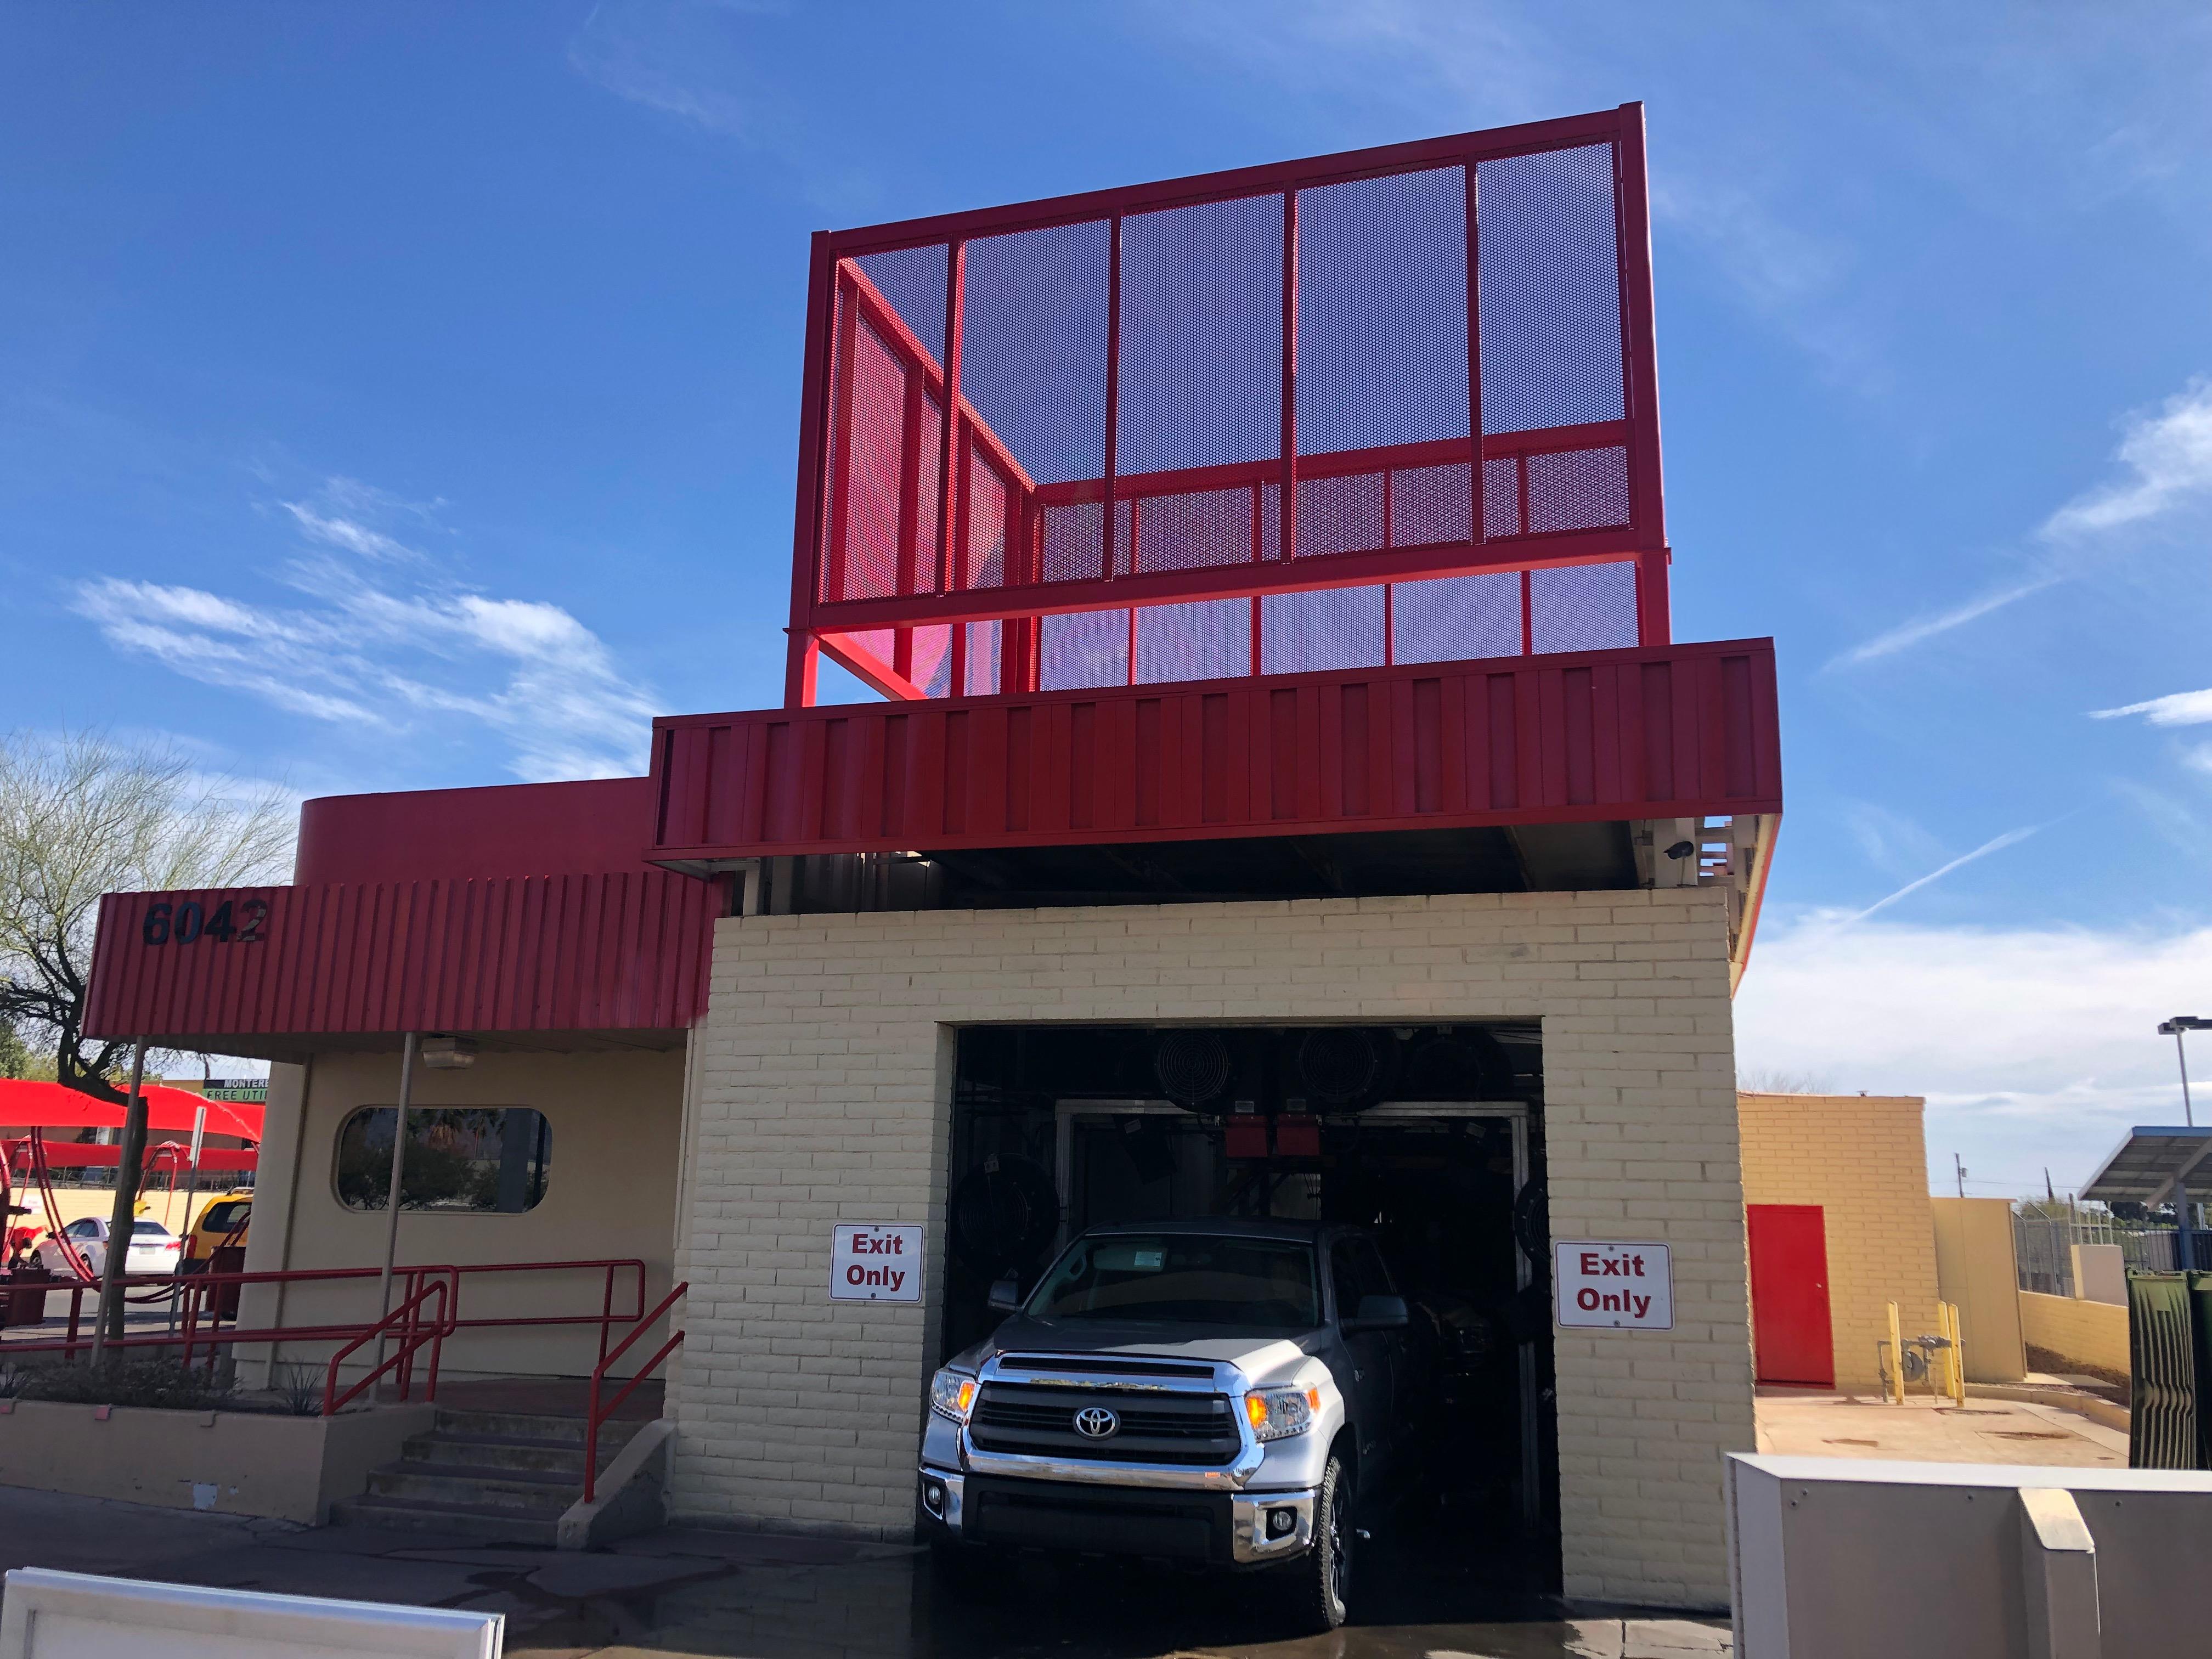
[{"left": 5, "top": 3, "right": 2212, "bottom": 1193}]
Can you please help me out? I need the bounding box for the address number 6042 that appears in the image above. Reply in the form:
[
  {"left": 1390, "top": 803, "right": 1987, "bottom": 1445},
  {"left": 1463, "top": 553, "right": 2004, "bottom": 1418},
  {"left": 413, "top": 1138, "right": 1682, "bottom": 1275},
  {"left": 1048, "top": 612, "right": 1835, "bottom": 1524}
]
[{"left": 141, "top": 899, "right": 269, "bottom": 946}]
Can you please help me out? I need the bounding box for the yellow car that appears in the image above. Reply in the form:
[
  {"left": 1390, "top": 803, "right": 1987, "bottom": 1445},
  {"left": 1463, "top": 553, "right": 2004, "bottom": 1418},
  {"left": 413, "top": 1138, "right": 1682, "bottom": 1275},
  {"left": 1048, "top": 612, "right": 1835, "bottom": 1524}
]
[{"left": 182, "top": 1189, "right": 253, "bottom": 1268}]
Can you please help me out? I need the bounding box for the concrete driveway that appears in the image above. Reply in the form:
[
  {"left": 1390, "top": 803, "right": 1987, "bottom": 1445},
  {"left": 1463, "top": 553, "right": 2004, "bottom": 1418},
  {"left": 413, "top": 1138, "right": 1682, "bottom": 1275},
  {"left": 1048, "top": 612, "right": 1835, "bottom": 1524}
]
[{"left": 0, "top": 1485, "right": 1728, "bottom": 1657}]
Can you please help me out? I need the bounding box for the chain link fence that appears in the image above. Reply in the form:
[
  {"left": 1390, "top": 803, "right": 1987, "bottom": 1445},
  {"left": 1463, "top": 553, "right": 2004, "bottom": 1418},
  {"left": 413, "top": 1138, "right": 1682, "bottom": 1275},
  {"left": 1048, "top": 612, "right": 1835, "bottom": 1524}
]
[{"left": 2014, "top": 1205, "right": 2206, "bottom": 1293}]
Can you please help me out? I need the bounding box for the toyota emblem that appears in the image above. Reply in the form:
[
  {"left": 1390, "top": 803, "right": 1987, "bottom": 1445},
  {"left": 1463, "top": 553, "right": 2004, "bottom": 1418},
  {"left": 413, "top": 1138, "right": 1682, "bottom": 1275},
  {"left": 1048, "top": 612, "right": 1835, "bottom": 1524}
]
[{"left": 1074, "top": 1406, "right": 1120, "bottom": 1439}]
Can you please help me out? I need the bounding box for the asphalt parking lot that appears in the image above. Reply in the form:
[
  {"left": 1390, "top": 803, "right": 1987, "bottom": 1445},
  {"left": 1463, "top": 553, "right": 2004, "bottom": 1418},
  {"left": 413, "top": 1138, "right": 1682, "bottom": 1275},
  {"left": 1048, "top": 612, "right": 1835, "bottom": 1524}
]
[{"left": 0, "top": 1485, "right": 1728, "bottom": 1657}]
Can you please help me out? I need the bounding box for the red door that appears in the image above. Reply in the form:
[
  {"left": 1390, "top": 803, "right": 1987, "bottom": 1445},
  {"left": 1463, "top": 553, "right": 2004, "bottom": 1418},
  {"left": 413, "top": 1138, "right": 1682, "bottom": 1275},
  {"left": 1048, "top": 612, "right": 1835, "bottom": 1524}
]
[{"left": 1746, "top": 1204, "right": 1834, "bottom": 1386}]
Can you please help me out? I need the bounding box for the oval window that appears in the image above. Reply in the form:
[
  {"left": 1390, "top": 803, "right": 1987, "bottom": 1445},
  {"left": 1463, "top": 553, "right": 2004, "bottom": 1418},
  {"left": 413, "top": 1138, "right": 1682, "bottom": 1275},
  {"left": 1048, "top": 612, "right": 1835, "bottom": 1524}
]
[{"left": 335, "top": 1107, "right": 551, "bottom": 1214}]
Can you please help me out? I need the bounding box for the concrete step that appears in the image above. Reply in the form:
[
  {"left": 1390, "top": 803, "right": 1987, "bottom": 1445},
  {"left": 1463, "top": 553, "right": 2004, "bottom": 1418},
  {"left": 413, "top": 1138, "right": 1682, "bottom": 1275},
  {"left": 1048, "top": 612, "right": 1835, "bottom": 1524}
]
[
  {"left": 431, "top": 1407, "right": 644, "bottom": 1449},
  {"left": 330, "top": 1493, "right": 560, "bottom": 1547},
  {"left": 403, "top": 1429, "right": 590, "bottom": 1477},
  {"left": 366, "top": 1462, "right": 577, "bottom": 1516}
]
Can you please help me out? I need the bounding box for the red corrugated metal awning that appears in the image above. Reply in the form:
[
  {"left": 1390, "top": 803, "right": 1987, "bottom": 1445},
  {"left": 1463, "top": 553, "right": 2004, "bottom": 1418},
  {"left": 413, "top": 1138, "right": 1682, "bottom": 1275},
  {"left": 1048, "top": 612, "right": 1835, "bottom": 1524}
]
[
  {"left": 82, "top": 870, "right": 722, "bottom": 1053},
  {"left": 649, "top": 638, "right": 1781, "bottom": 862}
]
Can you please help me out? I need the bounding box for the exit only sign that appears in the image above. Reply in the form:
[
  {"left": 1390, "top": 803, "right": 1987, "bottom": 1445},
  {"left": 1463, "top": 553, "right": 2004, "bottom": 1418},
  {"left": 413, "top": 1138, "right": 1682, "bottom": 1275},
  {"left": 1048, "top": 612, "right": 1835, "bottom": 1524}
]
[
  {"left": 1554, "top": 1240, "right": 1673, "bottom": 1330},
  {"left": 830, "top": 1223, "right": 923, "bottom": 1302}
]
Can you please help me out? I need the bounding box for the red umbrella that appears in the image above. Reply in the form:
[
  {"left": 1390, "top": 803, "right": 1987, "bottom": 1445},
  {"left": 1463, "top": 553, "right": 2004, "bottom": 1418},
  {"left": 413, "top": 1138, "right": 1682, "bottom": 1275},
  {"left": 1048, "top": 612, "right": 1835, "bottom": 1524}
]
[{"left": 0, "top": 1079, "right": 262, "bottom": 1141}]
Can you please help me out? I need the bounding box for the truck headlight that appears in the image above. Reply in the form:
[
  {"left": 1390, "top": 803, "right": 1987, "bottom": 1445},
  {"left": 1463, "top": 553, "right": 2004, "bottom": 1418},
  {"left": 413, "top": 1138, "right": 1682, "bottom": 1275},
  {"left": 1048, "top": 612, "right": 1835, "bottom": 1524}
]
[
  {"left": 930, "top": 1369, "right": 978, "bottom": 1424},
  {"left": 1243, "top": 1386, "right": 1319, "bottom": 1441}
]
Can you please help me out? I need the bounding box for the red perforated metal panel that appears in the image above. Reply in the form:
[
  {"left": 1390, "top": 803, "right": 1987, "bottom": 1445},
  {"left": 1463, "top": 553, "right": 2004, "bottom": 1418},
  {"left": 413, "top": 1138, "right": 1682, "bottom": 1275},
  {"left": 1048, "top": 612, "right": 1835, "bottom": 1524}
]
[
  {"left": 652, "top": 637, "right": 1778, "bottom": 862},
  {"left": 799, "top": 104, "right": 1671, "bottom": 706}
]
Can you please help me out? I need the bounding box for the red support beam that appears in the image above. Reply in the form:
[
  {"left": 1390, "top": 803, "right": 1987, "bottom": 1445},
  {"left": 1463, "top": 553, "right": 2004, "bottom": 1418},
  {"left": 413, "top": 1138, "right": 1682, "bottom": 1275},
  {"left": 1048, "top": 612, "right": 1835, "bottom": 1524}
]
[
  {"left": 1280, "top": 185, "right": 1299, "bottom": 566},
  {"left": 1464, "top": 158, "right": 1485, "bottom": 549},
  {"left": 786, "top": 231, "right": 836, "bottom": 706}
]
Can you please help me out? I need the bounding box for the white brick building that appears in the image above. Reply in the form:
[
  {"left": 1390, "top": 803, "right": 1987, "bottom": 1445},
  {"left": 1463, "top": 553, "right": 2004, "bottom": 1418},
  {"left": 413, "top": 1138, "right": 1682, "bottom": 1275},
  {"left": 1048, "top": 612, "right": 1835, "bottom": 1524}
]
[{"left": 676, "top": 889, "right": 1756, "bottom": 1603}]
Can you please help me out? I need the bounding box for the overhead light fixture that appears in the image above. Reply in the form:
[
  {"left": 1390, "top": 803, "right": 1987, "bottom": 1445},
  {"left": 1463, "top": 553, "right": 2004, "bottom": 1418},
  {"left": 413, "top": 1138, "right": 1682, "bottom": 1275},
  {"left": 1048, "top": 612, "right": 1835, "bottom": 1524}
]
[
  {"left": 1664, "top": 840, "right": 1696, "bottom": 860},
  {"left": 419, "top": 1035, "right": 478, "bottom": 1071},
  {"left": 2158, "top": 1017, "right": 2212, "bottom": 1036}
]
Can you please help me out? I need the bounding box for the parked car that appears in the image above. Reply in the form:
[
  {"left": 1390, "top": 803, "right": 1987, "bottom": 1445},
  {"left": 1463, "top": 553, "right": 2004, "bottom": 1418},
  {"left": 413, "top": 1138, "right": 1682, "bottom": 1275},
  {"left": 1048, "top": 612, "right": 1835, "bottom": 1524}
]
[
  {"left": 181, "top": 1190, "right": 253, "bottom": 1268},
  {"left": 917, "top": 1218, "right": 1417, "bottom": 1632},
  {"left": 37, "top": 1217, "right": 183, "bottom": 1279}
]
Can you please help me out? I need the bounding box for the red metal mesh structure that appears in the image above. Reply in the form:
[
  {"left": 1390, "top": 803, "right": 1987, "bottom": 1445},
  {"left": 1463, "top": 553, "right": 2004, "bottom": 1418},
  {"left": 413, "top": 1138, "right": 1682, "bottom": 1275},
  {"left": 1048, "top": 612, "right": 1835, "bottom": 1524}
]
[{"left": 795, "top": 103, "right": 1666, "bottom": 707}]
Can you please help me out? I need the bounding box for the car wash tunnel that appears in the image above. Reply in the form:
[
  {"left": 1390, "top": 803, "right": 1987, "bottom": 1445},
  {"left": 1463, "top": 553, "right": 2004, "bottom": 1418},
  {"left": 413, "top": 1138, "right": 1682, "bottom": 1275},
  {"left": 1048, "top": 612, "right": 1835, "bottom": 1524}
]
[
  {"left": 73, "top": 105, "right": 1776, "bottom": 1621},
  {"left": 940, "top": 1022, "right": 1561, "bottom": 1600}
]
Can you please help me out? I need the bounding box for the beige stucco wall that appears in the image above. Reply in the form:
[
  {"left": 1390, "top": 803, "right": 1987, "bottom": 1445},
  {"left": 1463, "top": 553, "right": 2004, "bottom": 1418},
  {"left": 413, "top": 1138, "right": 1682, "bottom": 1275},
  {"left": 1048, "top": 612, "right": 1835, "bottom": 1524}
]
[
  {"left": 1737, "top": 1092, "right": 1938, "bottom": 1391},
  {"left": 1931, "top": 1197, "right": 2028, "bottom": 1382},
  {"left": 2019, "top": 1289, "right": 2131, "bottom": 1376},
  {"left": 678, "top": 887, "right": 1753, "bottom": 1609},
  {"left": 237, "top": 1047, "right": 684, "bottom": 1381},
  {"left": 0, "top": 1398, "right": 432, "bottom": 1522}
]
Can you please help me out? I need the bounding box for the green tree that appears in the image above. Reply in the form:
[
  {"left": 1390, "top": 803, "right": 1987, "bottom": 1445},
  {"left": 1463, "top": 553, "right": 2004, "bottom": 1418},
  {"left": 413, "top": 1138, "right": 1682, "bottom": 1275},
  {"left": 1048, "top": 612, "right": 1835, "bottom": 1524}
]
[
  {"left": 0, "top": 732, "right": 291, "bottom": 1102},
  {"left": 0, "top": 1019, "right": 57, "bottom": 1080}
]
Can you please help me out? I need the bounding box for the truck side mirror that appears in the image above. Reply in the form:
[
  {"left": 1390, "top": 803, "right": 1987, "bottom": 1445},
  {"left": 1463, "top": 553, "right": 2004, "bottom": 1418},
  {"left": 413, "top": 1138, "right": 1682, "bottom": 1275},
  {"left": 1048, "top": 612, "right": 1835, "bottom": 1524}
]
[
  {"left": 988, "top": 1276, "right": 1022, "bottom": 1312},
  {"left": 1348, "top": 1294, "right": 1409, "bottom": 1333}
]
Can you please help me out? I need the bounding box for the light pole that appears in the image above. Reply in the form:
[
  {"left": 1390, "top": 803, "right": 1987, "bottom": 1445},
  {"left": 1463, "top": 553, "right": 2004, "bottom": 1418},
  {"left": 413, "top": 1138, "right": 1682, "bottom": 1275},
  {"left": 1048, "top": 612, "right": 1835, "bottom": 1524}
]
[{"left": 2159, "top": 1016, "right": 2212, "bottom": 1271}]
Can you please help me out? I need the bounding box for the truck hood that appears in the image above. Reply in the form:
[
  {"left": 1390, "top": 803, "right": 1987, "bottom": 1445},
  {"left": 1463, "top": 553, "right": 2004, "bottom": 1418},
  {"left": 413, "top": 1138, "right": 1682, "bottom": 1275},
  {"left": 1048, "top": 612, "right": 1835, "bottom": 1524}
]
[{"left": 958, "top": 1315, "right": 1317, "bottom": 1385}]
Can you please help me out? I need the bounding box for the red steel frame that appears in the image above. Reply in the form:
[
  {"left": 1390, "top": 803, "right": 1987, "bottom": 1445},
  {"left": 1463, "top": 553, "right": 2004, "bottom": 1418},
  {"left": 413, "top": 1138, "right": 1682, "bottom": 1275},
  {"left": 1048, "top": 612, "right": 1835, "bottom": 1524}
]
[{"left": 785, "top": 102, "right": 1669, "bottom": 708}]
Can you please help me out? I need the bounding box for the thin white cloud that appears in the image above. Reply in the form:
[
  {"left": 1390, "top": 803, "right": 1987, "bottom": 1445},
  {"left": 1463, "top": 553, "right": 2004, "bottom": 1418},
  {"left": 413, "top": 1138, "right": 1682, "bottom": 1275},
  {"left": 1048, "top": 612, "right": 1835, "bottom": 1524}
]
[
  {"left": 1735, "top": 915, "right": 2212, "bottom": 1195},
  {"left": 1836, "top": 823, "right": 2042, "bottom": 927},
  {"left": 1826, "top": 574, "right": 2060, "bottom": 668},
  {"left": 2092, "top": 687, "right": 2212, "bottom": 727},
  {"left": 1833, "top": 378, "right": 2212, "bottom": 668},
  {"left": 2108, "top": 778, "right": 2212, "bottom": 859},
  {"left": 1839, "top": 799, "right": 1946, "bottom": 878},
  {"left": 70, "top": 482, "right": 658, "bottom": 783},
  {"left": 2041, "top": 379, "right": 2212, "bottom": 540},
  {"left": 283, "top": 502, "right": 421, "bottom": 564},
  {"left": 566, "top": 0, "right": 871, "bottom": 210}
]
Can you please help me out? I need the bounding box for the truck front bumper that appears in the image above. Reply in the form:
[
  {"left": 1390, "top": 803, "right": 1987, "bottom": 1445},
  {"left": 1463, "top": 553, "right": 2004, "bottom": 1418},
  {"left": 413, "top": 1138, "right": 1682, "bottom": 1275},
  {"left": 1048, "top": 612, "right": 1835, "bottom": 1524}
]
[{"left": 920, "top": 1468, "right": 1316, "bottom": 1566}]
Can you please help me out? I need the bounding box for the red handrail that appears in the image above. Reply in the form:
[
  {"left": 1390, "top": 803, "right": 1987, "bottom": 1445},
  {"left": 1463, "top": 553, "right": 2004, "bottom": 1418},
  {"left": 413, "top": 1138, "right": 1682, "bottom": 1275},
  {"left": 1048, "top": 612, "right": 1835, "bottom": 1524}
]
[
  {"left": 2, "top": 1258, "right": 648, "bottom": 1396},
  {"left": 323, "top": 1276, "right": 455, "bottom": 1415},
  {"left": 583, "top": 1280, "right": 686, "bottom": 1503}
]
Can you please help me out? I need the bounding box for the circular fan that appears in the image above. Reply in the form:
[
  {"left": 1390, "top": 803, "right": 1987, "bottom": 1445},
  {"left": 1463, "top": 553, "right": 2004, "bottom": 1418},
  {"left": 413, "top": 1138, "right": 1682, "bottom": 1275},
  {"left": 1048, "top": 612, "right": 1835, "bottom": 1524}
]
[
  {"left": 1297, "top": 1028, "right": 1383, "bottom": 1107},
  {"left": 947, "top": 1156, "right": 1060, "bottom": 1280},
  {"left": 1154, "top": 1030, "right": 1233, "bottom": 1107},
  {"left": 1403, "top": 1030, "right": 1515, "bottom": 1100},
  {"left": 1512, "top": 1178, "right": 1549, "bottom": 1271}
]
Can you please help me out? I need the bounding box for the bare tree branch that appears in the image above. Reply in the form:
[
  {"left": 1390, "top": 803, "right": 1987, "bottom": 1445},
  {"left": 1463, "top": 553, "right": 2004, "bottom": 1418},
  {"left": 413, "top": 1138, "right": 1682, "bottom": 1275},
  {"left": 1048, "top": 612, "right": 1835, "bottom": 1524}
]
[{"left": 0, "top": 731, "right": 295, "bottom": 1102}]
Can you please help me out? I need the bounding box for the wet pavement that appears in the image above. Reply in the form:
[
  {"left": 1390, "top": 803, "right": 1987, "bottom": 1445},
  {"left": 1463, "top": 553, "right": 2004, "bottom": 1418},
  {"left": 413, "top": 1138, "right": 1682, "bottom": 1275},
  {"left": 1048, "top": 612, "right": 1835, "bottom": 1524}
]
[{"left": 0, "top": 1484, "right": 1729, "bottom": 1656}]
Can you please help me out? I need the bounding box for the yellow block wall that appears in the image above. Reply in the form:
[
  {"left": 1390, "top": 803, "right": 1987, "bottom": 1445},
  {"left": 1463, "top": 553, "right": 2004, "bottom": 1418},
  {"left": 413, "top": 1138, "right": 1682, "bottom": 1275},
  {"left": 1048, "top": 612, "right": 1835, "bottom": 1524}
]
[
  {"left": 2019, "top": 1290, "right": 2131, "bottom": 1376},
  {"left": 1737, "top": 1092, "right": 1939, "bottom": 1390},
  {"left": 1930, "top": 1197, "right": 2028, "bottom": 1382}
]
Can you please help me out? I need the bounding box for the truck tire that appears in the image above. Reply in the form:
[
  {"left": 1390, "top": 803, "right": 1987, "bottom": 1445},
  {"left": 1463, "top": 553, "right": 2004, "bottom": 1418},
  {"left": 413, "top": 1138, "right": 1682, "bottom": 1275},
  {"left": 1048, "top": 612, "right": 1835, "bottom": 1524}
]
[{"left": 1288, "top": 1452, "right": 1352, "bottom": 1632}]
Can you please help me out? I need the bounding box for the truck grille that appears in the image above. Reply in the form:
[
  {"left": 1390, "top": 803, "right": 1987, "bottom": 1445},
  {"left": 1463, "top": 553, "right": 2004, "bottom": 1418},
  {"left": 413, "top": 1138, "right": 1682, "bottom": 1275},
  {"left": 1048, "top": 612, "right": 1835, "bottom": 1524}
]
[{"left": 970, "top": 1381, "right": 1240, "bottom": 1466}]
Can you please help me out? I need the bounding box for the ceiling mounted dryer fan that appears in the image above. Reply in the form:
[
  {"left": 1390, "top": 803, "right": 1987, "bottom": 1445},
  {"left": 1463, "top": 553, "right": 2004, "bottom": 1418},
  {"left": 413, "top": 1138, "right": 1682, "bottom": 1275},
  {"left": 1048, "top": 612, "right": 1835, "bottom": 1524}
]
[
  {"left": 1153, "top": 1030, "right": 1233, "bottom": 1109},
  {"left": 1290, "top": 1028, "right": 1392, "bottom": 1110},
  {"left": 1402, "top": 1029, "right": 1516, "bottom": 1101}
]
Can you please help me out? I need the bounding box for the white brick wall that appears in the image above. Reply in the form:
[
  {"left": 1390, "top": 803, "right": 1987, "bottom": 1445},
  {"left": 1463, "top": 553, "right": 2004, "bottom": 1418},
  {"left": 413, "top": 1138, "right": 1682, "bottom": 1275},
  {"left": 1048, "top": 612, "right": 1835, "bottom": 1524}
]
[{"left": 674, "top": 885, "right": 1753, "bottom": 1607}]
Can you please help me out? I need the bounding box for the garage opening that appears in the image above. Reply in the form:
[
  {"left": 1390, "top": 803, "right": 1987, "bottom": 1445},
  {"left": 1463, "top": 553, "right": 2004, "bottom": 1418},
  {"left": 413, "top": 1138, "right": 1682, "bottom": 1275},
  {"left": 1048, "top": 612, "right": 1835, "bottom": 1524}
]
[{"left": 941, "top": 1022, "right": 1560, "bottom": 1598}]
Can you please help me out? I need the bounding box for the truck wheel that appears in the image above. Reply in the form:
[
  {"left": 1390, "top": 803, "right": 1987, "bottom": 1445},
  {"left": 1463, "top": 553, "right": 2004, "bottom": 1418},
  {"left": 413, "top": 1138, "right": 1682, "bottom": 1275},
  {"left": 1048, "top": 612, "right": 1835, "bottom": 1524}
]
[{"left": 1289, "top": 1453, "right": 1352, "bottom": 1632}]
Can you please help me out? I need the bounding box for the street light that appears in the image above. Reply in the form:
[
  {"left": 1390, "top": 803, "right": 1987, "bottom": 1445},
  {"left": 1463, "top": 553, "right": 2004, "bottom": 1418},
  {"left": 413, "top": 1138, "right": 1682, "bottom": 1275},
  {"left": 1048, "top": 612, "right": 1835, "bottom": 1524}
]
[
  {"left": 2158, "top": 1016, "right": 2212, "bottom": 1126},
  {"left": 2158, "top": 1016, "right": 2212, "bottom": 1271}
]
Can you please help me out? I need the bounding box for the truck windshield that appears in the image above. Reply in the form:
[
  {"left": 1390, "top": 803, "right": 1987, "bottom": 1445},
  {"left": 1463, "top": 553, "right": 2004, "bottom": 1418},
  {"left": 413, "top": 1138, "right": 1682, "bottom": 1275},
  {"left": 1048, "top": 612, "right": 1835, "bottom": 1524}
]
[{"left": 1026, "top": 1234, "right": 1320, "bottom": 1329}]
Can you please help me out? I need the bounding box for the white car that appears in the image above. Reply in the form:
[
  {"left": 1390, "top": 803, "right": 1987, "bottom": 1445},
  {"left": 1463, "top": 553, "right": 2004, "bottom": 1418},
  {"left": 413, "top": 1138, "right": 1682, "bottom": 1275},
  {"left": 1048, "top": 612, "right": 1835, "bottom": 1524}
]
[{"left": 37, "top": 1217, "right": 184, "bottom": 1279}]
